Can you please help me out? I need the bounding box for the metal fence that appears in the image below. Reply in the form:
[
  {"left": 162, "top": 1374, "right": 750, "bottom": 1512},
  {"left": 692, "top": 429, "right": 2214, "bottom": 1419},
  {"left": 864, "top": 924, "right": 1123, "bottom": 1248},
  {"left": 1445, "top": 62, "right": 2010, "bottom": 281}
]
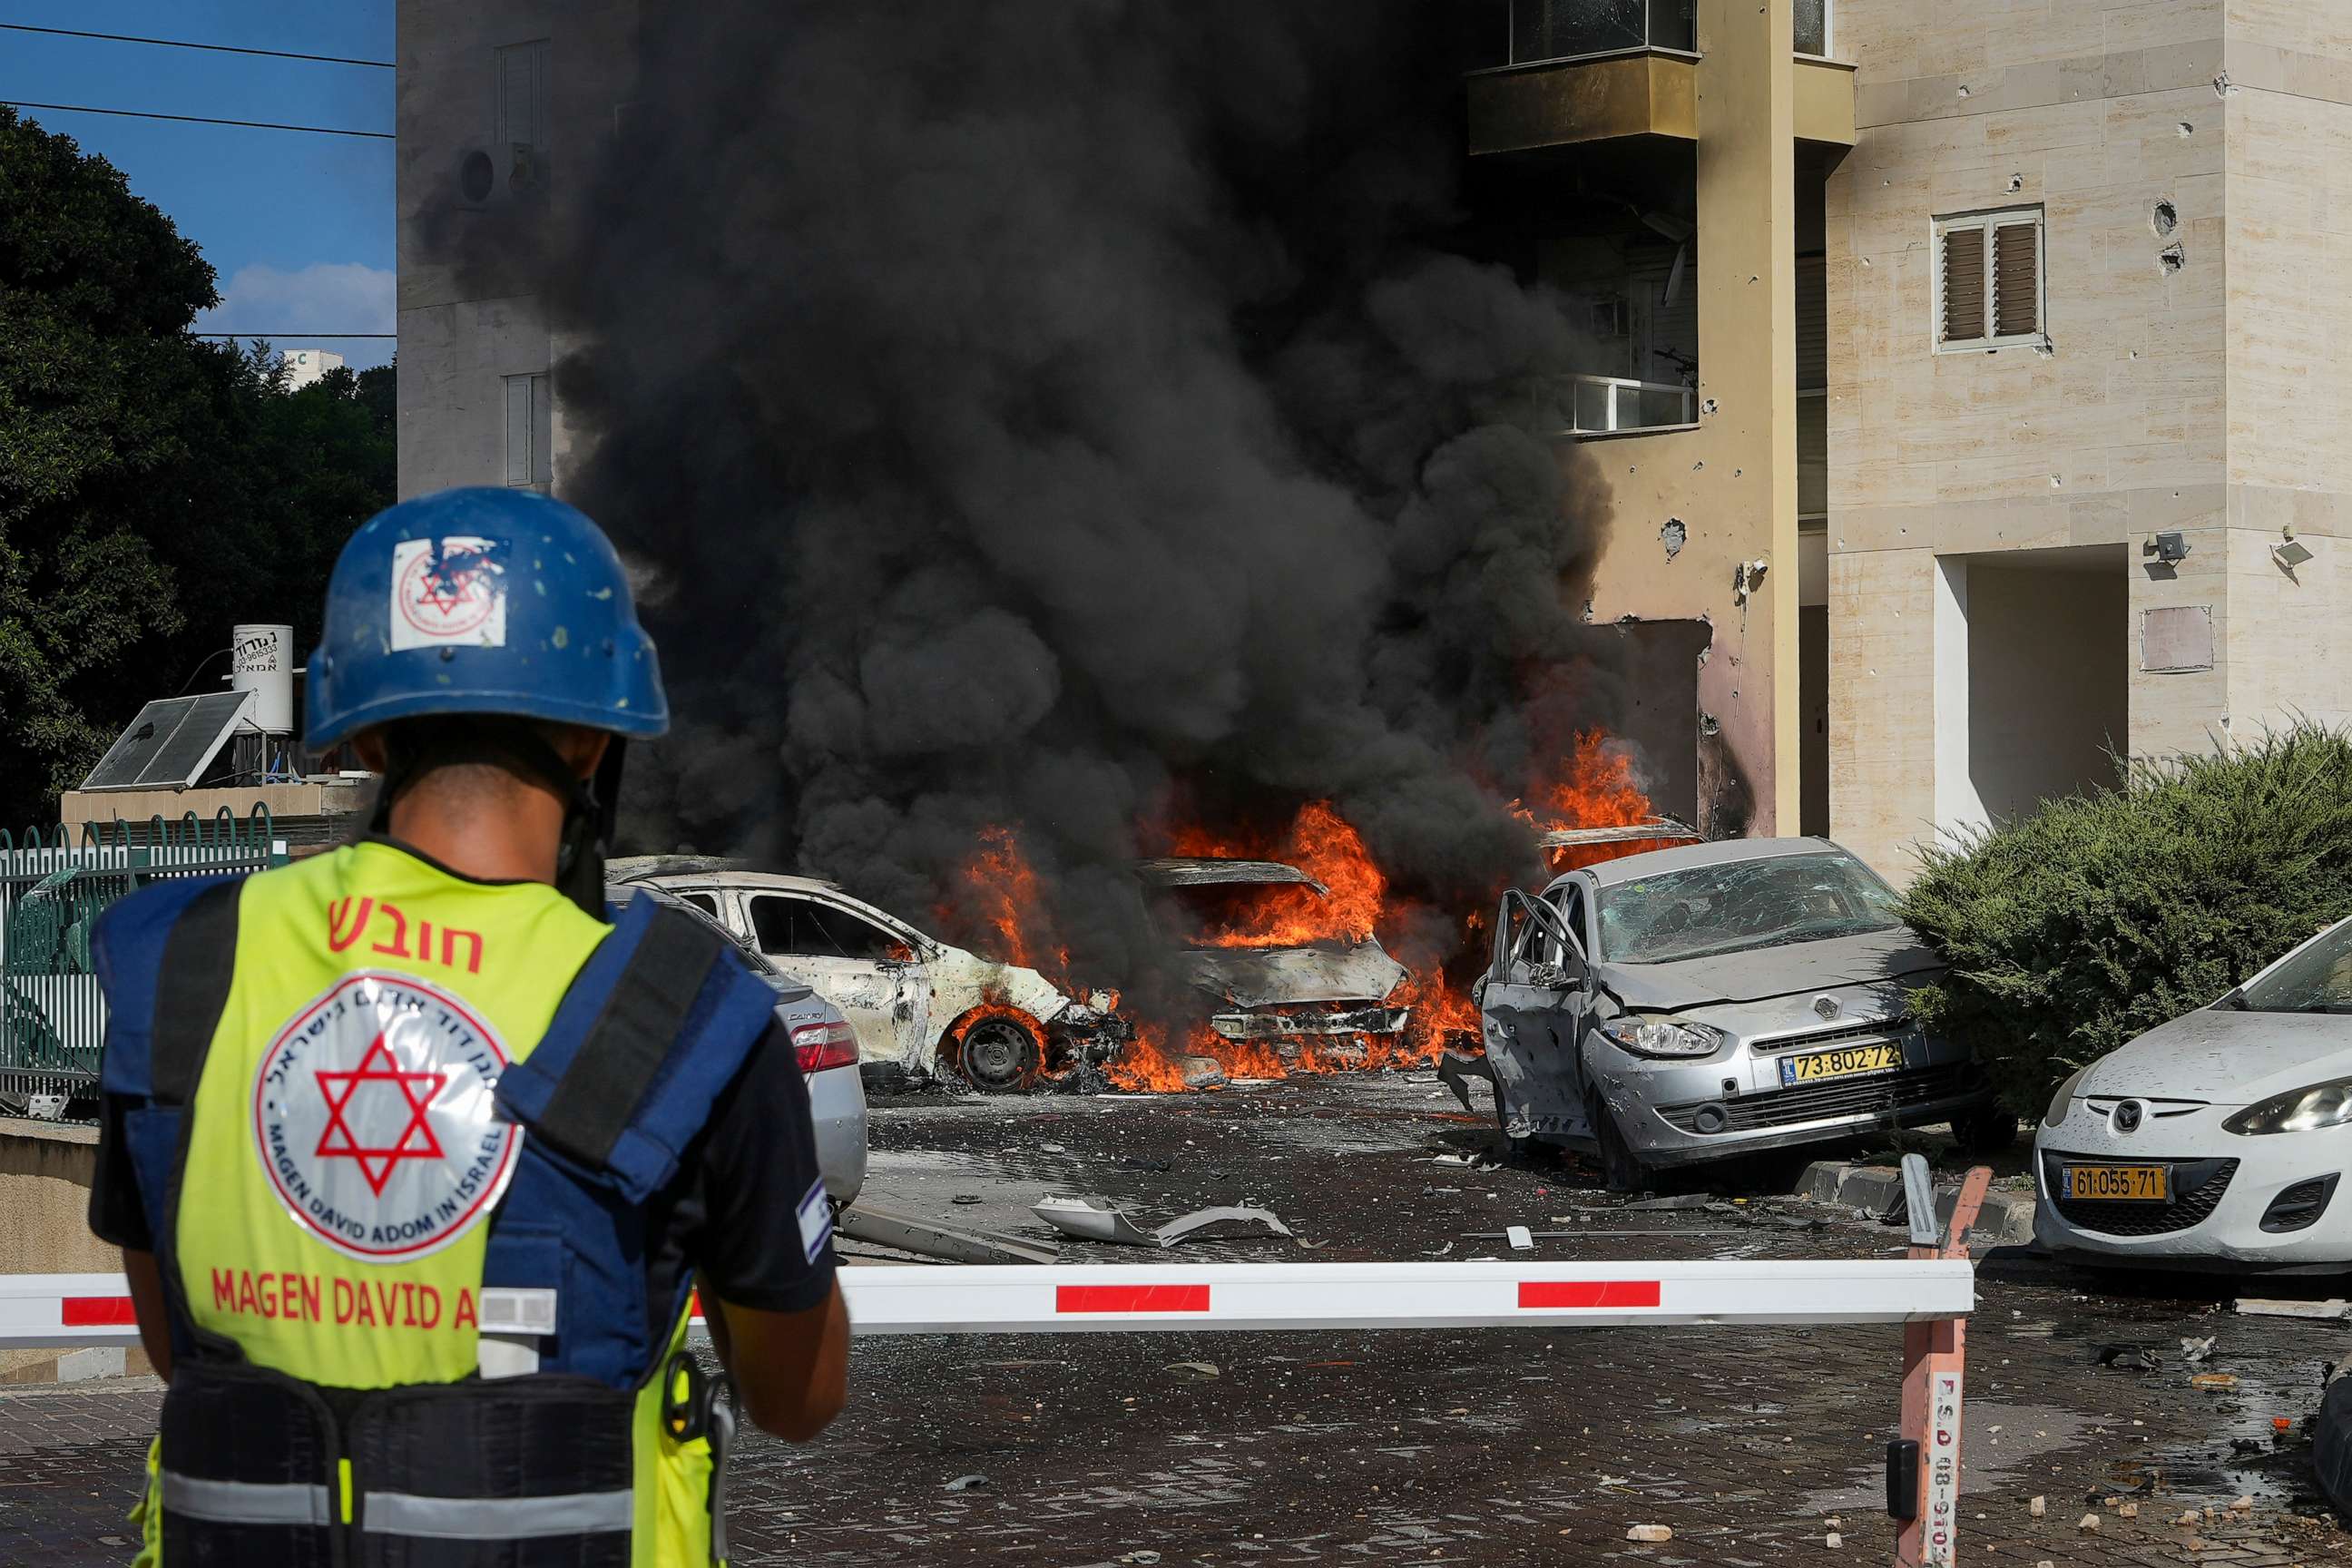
[{"left": 0, "top": 810, "right": 283, "bottom": 1121}]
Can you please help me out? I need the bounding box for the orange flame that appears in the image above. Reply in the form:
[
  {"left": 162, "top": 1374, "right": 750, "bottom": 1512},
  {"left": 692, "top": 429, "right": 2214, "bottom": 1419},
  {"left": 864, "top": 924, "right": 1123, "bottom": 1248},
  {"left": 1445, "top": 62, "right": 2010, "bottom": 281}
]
[{"left": 1524, "top": 731, "right": 1675, "bottom": 871}]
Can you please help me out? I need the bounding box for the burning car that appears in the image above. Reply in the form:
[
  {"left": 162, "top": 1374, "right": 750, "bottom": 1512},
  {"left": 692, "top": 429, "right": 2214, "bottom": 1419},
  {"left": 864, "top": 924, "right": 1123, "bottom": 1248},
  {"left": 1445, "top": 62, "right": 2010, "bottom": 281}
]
[
  {"left": 1476, "top": 837, "right": 2011, "bottom": 1189},
  {"left": 1135, "top": 857, "right": 1411, "bottom": 1061},
  {"left": 607, "top": 858, "right": 1127, "bottom": 1091}
]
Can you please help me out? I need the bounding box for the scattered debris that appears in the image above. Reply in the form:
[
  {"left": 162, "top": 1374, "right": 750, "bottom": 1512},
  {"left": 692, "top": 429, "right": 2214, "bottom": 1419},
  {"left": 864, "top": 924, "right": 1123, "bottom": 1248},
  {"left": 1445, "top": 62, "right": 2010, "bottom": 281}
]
[
  {"left": 945, "top": 1474, "right": 990, "bottom": 1493},
  {"left": 1506, "top": 1225, "right": 1534, "bottom": 1250},
  {"left": 2028, "top": 1495, "right": 2045, "bottom": 1518},
  {"left": 2117, "top": 1501, "right": 2139, "bottom": 1519},
  {"left": 2094, "top": 1343, "right": 2160, "bottom": 1374},
  {"left": 1163, "top": 1361, "right": 1220, "bottom": 1380},
  {"left": 2180, "top": 1336, "right": 2215, "bottom": 1361},
  {"left": 2175, "top": 1510, "right": 2200, "bottom": 1527},
  {"left": 1435, "top": 1050, "right": 1492, "bottom": 1115},
  {"left": 838, "top": 1201, "right": 1058, "bottom": 1265},
  {"left": 2190, "top": 1372, "right": 2238, "bottom": 1391},
  {"left": 1625, "top": 1193, "right": 1713, "bottom": 1212},
  {"left": 1625, "top": 1524, "right": 1673, "bottom": 1544},
  {"left": 2077, "top": 1513, "right": 2101, "bottom": 1533},
  {"left": 1116, "top": 1553, "right": 1161, "bottom": 1565},
  {"left": 1033, "top": 1194, "right": 1291, "bottom": 1248},
  {"left": 2238, "top": 1297, "right": 2350, "bottom": 1320},
  {"left": 951, "top": 1194, "right": 983, "bottom": 1205},
  {"left": 2230, "top": 1495, "right": 2253, "bottom": 1513},
  {"left": 1824, "top": 1532, "right": 1842, "bottom": 1549}
]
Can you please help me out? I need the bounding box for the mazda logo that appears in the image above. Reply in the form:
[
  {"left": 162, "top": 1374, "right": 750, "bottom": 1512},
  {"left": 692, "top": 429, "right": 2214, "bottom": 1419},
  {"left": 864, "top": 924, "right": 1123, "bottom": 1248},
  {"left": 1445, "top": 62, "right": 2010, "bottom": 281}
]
[{"left": 2114, "top": 1101, "right": 2143, "bottom": 1133}]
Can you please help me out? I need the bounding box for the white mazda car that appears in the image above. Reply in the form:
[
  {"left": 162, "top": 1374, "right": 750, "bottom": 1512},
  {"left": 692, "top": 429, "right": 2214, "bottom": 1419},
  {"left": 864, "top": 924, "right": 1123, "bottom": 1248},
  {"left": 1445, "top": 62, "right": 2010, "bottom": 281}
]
[{"left": 2035, "top": 915, "right": 2352, "bottom": 1269}]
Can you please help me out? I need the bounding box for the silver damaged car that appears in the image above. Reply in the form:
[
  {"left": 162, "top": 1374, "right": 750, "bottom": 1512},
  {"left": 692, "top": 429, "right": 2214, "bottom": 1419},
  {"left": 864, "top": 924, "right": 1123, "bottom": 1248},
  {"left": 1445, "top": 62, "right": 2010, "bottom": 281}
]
[{"left": 1475, "top": 838, "right": 2011, "bottom": 1188}]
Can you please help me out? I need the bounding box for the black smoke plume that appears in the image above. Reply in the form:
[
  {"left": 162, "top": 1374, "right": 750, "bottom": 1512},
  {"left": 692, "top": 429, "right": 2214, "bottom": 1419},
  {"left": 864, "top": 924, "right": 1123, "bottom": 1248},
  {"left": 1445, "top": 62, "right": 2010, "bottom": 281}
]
[{"left": 445, "top": 1, "right": 1631, "bottom": 977}]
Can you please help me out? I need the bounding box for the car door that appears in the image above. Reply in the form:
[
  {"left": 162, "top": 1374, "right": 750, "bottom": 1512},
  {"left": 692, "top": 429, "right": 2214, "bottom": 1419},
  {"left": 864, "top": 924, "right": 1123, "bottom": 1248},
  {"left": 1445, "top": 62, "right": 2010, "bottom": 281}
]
[
  {"left": 1482, "top": 890, "right": 1592, "bottom": 1139},
  {"left": 742, "top": 892, "right": 932, "bottom": 1072}
]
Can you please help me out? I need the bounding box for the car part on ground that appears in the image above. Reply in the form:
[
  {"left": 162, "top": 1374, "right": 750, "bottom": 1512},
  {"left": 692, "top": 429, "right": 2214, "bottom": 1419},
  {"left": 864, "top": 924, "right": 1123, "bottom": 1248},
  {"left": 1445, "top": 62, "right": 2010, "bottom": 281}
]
[
  {"left": 1475, "top": 837, "right": 1999, "bottom": 1190},
  {"left": 1031, "top": 1195, "right": 1292, "bottom": 1248},
  {"left": 609, "top": 867, "right": 1129, "bottom": 1089},
  {"left": 2034, "top": 914, "right": 2352, "bottom": 1270}
]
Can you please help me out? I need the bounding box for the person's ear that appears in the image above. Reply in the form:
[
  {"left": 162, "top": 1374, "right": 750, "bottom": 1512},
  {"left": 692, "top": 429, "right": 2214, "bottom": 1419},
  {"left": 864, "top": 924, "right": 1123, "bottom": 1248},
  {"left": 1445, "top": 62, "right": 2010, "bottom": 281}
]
[
  {"left": 351, "top": 729, "right": 389, "bottom": 772},
  {"left": 549, "top": 725, "right": 612, "bottom": 781}
]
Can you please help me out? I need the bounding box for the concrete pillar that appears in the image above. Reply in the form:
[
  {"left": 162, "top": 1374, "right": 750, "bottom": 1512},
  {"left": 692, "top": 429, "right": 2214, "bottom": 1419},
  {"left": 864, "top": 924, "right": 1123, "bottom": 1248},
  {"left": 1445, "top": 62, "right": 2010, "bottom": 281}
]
[{"left": 1932, "top": 556, "right": 1985, "bottom": 837}]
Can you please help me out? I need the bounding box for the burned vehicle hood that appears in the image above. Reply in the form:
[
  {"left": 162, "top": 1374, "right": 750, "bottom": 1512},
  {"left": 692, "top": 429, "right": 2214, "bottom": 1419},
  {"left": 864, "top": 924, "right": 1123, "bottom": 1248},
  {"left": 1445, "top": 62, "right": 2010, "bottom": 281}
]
[
  {"left": 1181, "top": 941, "right": 1408, "bottom": 1008},
  {"left": 2079, "top": 1007, "right": 2352, "bottom": 1108},
  {"left": 1595, "top": 926, "right": 1944, "bottom": 1012}
]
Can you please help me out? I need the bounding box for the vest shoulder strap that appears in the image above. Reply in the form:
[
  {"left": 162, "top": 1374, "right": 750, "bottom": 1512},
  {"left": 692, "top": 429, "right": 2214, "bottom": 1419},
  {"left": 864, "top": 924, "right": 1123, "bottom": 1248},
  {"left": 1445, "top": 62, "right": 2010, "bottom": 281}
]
[
  {"left": 93, "top": 876, "right": 246, "bottom": 1104},
  {"left": 495, "top": 898, "right": 779, "bottom": 1202}
]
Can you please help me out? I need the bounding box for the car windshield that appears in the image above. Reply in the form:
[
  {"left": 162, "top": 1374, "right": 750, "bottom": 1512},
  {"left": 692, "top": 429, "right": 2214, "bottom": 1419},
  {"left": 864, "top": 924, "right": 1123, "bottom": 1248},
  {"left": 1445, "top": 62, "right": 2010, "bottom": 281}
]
[
  {"left": 2235, "top": 921, "right": 2352, "bottom": 1014},
  {"left": 1597, "top": 851, "right": 1906, "bottom": 964}
]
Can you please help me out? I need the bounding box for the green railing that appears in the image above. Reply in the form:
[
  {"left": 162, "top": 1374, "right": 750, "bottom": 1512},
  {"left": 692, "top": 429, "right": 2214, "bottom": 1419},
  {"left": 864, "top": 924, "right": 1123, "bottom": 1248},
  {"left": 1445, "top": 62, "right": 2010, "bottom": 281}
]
[{"left": 0, "top": 808, "right": 285, "bottom": 1122}]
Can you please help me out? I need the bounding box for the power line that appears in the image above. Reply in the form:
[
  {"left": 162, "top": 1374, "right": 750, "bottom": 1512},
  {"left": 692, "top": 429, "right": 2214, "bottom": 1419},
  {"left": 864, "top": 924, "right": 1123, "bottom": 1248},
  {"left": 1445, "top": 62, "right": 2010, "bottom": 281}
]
[
  {"left": 2, "top": 100, "right": 391, "bottom": 139},
  {"left": 0, "top": 23, "right": 392, "bottom": 68}
]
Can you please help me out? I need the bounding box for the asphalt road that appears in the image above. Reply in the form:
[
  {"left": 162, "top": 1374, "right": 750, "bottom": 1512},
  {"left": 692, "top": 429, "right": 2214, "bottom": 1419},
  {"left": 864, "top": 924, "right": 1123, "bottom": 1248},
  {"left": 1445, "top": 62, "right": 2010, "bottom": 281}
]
[{"left": 5, "top": 1073, "right": 2347, "bottom": 1566}]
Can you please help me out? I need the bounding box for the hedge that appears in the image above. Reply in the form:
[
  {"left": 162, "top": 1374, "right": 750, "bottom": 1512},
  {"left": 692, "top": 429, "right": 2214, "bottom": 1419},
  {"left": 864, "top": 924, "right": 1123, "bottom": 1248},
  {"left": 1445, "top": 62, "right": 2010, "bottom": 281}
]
[{"left": 1898, "top": 725, "right": 2352, "bottom": 1118}]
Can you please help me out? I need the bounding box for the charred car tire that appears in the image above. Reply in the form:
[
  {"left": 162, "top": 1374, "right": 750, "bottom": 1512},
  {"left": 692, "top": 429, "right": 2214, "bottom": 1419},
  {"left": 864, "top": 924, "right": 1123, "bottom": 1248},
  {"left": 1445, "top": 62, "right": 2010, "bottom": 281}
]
[
  {"left": 1951, "top": 1104, "right": 2020, "bottom": 1154},
  {"left": 1588, "top": 1090, "right": 1654, "bottom": 1193},
  {"left": 955, "top": 1014, "right": 1044, "bottom": 1093}
]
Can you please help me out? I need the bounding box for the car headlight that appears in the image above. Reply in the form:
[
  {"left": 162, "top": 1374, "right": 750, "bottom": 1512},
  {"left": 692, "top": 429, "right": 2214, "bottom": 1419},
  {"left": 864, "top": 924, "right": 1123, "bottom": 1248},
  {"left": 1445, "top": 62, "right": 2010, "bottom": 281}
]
[
  {"left": 2043, "top": 1065, "right": 2088, "bottom": 1128},
  {"left": 1596, "top": 1015, "right": 1726, "bottom": 1060},
  {"left": 2225, "top": 1078, "right": 2352, "bottom": 1136}
]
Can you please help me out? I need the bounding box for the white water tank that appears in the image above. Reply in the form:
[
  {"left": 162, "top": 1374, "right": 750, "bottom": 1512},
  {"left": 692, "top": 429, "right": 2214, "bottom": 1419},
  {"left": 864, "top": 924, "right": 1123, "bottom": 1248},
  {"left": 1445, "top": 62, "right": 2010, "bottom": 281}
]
[{"left": 231, "top": 623, "right": 296, "bottom": 733}]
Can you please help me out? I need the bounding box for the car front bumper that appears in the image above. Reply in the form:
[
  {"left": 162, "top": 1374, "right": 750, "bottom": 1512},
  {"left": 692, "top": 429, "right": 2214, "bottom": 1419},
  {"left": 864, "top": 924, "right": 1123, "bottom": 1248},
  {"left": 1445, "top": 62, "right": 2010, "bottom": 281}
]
[
  {"left": 1594, "top": 1033, "right": 1994, "bottom": 1168},
  {"left": 2033, "top": 1105, "right": 2352, "bottom": 1269}
]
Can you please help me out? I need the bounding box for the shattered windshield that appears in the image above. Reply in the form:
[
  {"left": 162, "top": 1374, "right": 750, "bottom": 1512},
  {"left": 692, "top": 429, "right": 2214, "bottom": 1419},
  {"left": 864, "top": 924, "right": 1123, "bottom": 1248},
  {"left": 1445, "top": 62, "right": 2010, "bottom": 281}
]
[
  {"left": 1596, "top": 852, "right": 1906, "bottom": 964},
  {"left": 2234, "top": 921, "right": 2352, "bottom": 1013}
]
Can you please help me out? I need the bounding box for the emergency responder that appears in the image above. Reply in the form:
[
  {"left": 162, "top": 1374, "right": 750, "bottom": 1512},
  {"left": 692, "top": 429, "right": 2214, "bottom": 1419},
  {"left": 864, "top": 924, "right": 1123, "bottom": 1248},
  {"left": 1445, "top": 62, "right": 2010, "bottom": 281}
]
[{"left": 87, "top": 485, "right": 849, "bottom": 1566}]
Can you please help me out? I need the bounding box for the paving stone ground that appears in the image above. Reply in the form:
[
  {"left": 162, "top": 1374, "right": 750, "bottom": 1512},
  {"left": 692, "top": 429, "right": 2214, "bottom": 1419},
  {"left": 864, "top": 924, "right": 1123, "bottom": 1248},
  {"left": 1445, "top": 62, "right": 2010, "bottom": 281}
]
[{"left": 5, "top": 1075, "right": 2344, "bottom": 1565}]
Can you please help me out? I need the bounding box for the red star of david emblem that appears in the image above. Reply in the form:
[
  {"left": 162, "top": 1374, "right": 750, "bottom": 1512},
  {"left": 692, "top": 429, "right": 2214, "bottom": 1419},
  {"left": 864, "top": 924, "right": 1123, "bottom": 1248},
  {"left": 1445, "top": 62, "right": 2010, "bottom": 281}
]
[
  {"left": 315, "top": 1034, "right": 446, "bottom": 1196},
  {"left": 416, "top": 554, "right": 483, "bottom": 616}
]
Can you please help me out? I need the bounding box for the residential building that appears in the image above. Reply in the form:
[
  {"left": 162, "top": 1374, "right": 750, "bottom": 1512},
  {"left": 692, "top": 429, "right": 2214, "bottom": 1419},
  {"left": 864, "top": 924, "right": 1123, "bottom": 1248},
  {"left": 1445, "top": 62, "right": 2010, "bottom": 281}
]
[
  {"left": 279, "top": 348, "right": 346, "bottom": 389},
  {"left": 1824, "top": 0, "right": 2352, "bottom": 877}
]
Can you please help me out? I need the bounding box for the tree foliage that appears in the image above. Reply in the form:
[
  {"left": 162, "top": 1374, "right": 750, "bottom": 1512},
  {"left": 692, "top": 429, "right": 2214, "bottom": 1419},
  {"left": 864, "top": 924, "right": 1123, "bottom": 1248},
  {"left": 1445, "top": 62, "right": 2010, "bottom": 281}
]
[
  {"left": 0, "top": 107, "right": 392, "bottom": 818},
  {"left": 1899, "top": 726, "right": 2352, "bottom": 1116}
]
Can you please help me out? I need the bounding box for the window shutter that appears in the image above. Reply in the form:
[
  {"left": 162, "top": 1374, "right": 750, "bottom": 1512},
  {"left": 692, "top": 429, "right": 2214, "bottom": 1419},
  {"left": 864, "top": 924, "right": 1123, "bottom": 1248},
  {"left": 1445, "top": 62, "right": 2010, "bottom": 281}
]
[
  {"left": 1939, "top": 226, "right": 1985, "bottom": 343},
  {"left": 505, "top": 376, "right": 533, "bottom": 486},
  {"left": 531, "top": 373, "right": 553, "bottom": 485},
  {"left": 1992, "top": 221, "right": 2038, "bottom": 338}
]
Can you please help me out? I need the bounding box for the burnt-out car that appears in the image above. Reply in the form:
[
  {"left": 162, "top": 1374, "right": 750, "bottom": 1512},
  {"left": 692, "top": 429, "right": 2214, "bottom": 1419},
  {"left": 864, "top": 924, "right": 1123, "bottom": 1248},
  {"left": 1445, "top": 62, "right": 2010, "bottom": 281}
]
[
  {"left": 1136, "top": 858, "right": 1409, "bottom": 1058},
  {"left": 1475, "top": 837, "right": 2013, "bottom": 1188}
]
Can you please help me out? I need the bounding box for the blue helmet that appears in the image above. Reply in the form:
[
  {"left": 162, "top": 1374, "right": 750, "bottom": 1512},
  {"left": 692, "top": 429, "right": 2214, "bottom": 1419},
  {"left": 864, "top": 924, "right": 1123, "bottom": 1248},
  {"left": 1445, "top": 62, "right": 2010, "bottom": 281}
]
[{"left": 305, "top": 487, "right": 669, "bottom": 750}]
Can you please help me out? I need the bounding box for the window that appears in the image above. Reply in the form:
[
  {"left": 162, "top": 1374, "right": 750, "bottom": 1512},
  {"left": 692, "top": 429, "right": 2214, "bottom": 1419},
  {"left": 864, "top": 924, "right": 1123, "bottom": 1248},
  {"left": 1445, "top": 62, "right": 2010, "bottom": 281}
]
[
  {"left": 504, "top": 372, "right": 550, "bottom": 487},
  {"left": 747, "top": 895, "right": 905, "bottom": 963},
  {"left": 495, "top": 39, "right": 549, "bottom": 191},
  {"left": 1549, "top": 884, "right": 1589, "bottom": 955},
  {"left": 676, "top": 891, "right": 720, "bottom": 920},
  {"left": 1934, "top": 208, "right": 2043, "bottom": 350}
]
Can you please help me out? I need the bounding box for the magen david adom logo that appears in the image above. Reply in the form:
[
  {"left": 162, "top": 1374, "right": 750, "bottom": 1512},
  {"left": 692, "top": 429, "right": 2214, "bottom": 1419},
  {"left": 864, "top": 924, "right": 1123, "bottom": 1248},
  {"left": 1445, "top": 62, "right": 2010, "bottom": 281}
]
[{"left": 251, "top": 973, "right": 521, "bottom": 1262}]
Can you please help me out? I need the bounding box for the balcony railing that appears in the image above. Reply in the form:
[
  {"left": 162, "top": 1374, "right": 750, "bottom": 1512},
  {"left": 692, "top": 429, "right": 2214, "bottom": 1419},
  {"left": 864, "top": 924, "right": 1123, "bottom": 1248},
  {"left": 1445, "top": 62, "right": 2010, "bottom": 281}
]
[
  {"left": 1560, "top": 374, "right": 1698, "bottom": 436},
  {"left": 1473, "top": 0, "right": 1696, "bottom": 70},
  {"left": 1795, "top": 0, "right": 1831, "bottom": 56}
]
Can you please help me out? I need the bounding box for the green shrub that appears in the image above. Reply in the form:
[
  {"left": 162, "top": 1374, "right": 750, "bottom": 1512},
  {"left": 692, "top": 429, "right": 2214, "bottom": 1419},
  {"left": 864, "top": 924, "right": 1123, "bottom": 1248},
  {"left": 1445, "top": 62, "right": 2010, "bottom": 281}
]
[{"left": 1899, "top": 725, "right": 2352, "bottom": 1118}]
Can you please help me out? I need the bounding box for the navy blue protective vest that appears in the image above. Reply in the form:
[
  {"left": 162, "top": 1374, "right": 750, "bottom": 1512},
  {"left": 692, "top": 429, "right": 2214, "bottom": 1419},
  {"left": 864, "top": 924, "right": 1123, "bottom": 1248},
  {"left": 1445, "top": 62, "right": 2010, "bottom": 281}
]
[{"left": 94, "top": 877, "right": 780, "bottom": 1564}]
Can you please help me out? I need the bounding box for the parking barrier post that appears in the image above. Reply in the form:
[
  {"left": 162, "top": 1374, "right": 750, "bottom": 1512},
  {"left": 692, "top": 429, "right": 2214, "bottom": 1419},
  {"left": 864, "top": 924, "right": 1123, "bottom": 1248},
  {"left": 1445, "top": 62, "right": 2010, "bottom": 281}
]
[{"left": 1896, "top": 1163, "right": 1993, "bottom": 1567}]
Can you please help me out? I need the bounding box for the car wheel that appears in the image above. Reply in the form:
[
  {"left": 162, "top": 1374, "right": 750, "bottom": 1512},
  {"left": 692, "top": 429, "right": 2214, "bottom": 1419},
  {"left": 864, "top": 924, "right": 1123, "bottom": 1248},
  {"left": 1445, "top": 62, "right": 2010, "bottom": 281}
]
[
  {"left": 1951, "top": 1104, "right": 2020, "bottom": 1154},
  {"left": 956, "top": 1014, "right": 1044, "bottom": 1093},
  {"left": 1588, "top": 1090, "right": 1654, "bottom": 1193}
]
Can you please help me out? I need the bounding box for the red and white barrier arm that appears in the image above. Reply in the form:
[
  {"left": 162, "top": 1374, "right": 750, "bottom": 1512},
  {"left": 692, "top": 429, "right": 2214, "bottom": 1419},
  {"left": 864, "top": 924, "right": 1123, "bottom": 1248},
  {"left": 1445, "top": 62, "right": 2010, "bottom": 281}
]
[{"left": 0, "top": 1259, "right": 1971, "bottom": 1348}]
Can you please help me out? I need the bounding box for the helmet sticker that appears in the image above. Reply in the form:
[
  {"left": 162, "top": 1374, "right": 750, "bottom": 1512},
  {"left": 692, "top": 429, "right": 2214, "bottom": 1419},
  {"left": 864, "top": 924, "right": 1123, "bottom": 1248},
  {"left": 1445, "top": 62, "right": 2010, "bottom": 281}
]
[
  {"left": 251, "top": 972, "right": 521, "bottom": 1262},
  {"left": 389, "top": 535, "right": 508, "bottom": 652}
]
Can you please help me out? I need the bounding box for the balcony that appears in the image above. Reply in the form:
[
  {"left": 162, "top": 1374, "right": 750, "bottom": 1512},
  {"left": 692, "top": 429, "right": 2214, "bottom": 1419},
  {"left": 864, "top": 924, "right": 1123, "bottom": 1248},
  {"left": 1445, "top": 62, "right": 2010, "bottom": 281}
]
[
  {"left": 1478, "top": 0, "right": 1695, "bottom": 68},
  {"left": 1557, "top": 374, "right": 1698, "bottom": 437}
]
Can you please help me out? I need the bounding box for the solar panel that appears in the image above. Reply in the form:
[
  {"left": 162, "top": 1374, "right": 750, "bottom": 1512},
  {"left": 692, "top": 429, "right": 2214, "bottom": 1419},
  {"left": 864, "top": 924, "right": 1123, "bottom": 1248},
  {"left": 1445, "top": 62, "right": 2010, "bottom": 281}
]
[{"left": 81, "top": 691, "right": 256, "bottom": 791}]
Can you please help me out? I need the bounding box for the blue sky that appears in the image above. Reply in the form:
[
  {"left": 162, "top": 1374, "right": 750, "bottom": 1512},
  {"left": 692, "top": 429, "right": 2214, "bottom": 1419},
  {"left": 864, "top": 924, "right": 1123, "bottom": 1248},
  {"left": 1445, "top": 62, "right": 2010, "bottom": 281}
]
[{"left": 3, "top": 1, "right": 397, "bottom": 368}]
